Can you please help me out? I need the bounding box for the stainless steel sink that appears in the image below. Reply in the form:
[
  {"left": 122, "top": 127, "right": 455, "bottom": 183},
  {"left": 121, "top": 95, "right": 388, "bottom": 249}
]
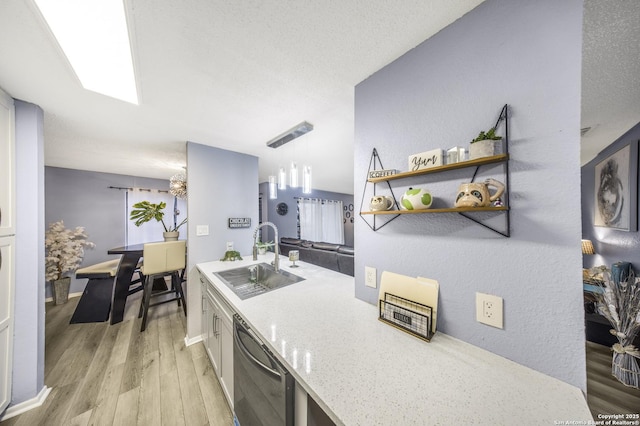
[{"left": 214, "top": 263, "right": 305, "bottom": 300}]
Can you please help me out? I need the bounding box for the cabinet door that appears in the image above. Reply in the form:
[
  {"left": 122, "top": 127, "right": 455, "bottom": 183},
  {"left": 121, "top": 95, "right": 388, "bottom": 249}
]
[
  {"left": 201, "top": 289, "right": 210, "bottom": 354},
  {"left": 207, "top": 297, "right": 221, "bottom": 374},
  {"left": 0, "top": 236, "right": 15, "bottom": 413},
  {"left": 219, "top": 312, "right": 234, "bottom": 409},
  {"left": 0, "top": 90, "right": 14, "bottom": 237}
]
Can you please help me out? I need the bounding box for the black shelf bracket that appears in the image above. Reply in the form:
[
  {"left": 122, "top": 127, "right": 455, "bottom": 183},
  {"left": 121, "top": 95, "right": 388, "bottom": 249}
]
[
  {"left": 462, "top": 104, "right": 511, "bottom": 237},
  {"left": 359, "top": 148, "right": 400, "bottom": 231}
]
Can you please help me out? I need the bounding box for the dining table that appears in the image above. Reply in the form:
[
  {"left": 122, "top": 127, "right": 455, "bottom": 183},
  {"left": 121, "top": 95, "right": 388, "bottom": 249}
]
[{"left": 107, "top": 243, "right": 146, "bottom": 325}]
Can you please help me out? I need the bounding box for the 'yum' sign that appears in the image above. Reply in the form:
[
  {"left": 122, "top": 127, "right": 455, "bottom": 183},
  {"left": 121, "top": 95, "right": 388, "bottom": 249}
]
[{"left": 408, "top": 149, "right": 443, "bottom": 171}]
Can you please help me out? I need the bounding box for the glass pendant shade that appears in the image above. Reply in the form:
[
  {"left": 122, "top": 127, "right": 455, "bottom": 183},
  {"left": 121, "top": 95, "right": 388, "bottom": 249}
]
[
  {"left": 289, "top": 162, "right": 299, "bottom": 188},
  {"left": 269, "top": 175, "right": 277, "bottom": 199},
  {"left": 278, "top": 167, "right": 287, "bottom": 190},
  {"left": 302, "top": 165, "right": 312, "bottom": 194}
]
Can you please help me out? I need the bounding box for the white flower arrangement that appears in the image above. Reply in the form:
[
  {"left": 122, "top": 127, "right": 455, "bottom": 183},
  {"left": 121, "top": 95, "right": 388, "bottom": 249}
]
[
  {"left": 590, "top": 266, "right": 640, "bottom": 389},
  {"left": 45, "top": 220, "right": 95, "bottom": 282}
]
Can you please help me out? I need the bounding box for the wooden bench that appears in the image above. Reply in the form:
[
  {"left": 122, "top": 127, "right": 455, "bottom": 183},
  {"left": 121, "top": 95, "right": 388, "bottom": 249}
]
[
  {"left": 72, "top": 259, "right": 122, "bottom": 323},
  {"left": 76, "top": 259, "right": 121, "bottom": 280}
]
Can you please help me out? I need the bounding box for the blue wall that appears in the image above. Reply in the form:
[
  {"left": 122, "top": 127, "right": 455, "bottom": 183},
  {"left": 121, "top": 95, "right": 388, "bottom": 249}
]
[
  {"left": 354, "top": 0, "right": 585, "bottom": 389},
  {"left": 582, "top": 123, "right": 640, "bottom": 271},
  {"left": 185, "top": 142, "right": 259, "bottom": 339},
  {"left": 13, "top": 100, "right": 45, "bottom": 405},
  {"left": 45, "top": 167, "right": 172, "bottom": 296}
]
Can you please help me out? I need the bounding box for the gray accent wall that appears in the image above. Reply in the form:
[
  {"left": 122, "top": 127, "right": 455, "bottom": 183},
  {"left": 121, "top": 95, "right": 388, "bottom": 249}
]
[
  {"left": 185, "top": 142, "right": 258, "bottom": 339},
  {"left": 582, "top": 122, "right": 640, "bottom": 270},
  {"left": 13, "top": 101, "right": 45, "bottom": 404},
  {"left": 45, "top": 167, "right": 173, "bottom": 296},
  {"left": 354, "top": 0, "right": 585, "bottom": 389}
]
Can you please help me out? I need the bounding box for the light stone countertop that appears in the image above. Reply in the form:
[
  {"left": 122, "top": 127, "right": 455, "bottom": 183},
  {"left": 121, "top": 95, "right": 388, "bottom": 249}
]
[{"left": 197, "top": 253, "right": 593, "bottom": 426}]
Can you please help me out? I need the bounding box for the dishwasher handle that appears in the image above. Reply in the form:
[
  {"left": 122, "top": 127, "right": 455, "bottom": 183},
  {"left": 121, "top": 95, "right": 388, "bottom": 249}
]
[{"left": 234, "top": 320, "right": 282, "bottom": 381}]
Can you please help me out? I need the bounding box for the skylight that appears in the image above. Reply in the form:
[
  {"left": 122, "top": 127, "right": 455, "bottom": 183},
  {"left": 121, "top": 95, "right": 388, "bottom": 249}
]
[{"left": 34, "top": 0, "right": 138, "bottom": 104}]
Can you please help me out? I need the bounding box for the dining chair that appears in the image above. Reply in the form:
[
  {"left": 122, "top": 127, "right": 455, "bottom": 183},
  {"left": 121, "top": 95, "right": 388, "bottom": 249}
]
[{"left": 138, "top": 240, "right": 187, "bottom": 331}]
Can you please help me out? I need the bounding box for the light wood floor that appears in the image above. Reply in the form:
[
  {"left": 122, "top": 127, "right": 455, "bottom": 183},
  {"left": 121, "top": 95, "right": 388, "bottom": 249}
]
[
  {"left": 586, "top": 341, "right": 640, "bottom": 417},
  {"left": 1, "top": 290, "right": 233, "bottom": 426}
]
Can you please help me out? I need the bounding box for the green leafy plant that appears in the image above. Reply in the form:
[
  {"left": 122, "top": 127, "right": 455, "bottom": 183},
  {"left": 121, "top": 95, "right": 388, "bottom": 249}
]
[
  {"left": 45, "top": 220, "right": 95, "bottom": 282},
  {"left": 130, "top": 201, "right": 187, "bottom": 232},
  {"left": 256, "top": 240, "right": 274, "bottom": 249},
  {"left": 221, "top": 250, "right": 243, "bottom": 261},
  {"left": 471, "top": 127, "right": 502, "bottom": 143}
]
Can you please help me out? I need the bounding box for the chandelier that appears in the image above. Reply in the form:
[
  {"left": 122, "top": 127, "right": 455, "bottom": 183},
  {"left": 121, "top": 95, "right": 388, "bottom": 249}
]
[{"left": 169, "top": 172, "right": 187, "bottom": 199}]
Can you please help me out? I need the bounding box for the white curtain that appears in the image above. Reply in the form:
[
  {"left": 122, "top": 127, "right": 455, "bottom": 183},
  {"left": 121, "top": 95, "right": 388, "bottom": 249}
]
[
  {"left": 126, "top": 188, "right": 187, "bottom": 245},
  {"left": 321, "top": 200, "right": 344, "bottom": 244},
  {"left": 298, "top": 199, "right": 344, "bottom": 244}
]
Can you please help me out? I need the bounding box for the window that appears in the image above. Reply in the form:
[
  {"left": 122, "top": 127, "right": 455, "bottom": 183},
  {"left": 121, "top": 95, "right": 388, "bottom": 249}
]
[{"left": 297, "top": 198, "right": 344, "bottom": 244}]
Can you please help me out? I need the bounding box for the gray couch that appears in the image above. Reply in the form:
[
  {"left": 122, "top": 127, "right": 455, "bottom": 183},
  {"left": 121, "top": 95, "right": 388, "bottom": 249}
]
[{"left": 278, "top": 237, "right": 354, "bottom": 276}]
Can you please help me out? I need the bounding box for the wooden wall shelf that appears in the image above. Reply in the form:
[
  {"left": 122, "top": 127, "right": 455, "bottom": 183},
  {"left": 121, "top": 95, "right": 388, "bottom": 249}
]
[
  {"left": 368, "top": 154, "right": 509, "bottom": 183},
  {"left": 361, "top": 206, "right": 508, "bottom": 215},
  {"left": 359, "top": 104, "right": 511, "bottom": 236}
]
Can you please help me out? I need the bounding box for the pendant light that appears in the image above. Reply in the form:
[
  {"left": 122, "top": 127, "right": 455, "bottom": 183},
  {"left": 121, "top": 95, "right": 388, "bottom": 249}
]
[
  {"left": 289, "top": 162, "right": 299, "bottom": 188},
  {"left": 269, "top": 175, "right": 277, "bottom": 199},
  {"left": 278, "top": 166, "right": 287, "bottom": 190},
  {"left": 265, "top": 121, "right": 313, "bottom": 192},
  {"left": 302, "top": 165, "right": 312, "bottom": 194}
]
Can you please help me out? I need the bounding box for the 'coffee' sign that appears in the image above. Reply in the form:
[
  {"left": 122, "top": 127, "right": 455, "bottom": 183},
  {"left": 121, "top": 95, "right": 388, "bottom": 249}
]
[
  {"left": 228, "top": 218, "right": 251, "bottom": 228},
  {"left": 408, "top": 149, "right": 443, "bottom": 171}
]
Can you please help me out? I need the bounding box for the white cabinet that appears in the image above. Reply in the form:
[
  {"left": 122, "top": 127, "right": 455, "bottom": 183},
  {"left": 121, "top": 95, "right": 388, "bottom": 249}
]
[
  {"left": 0, "top": 88, "right": 14, "bottom": 414},
  {"left": 199, "top": 272, "right": 234, "bottom": 409},
  {"left": 0, "top": 237, "right": 14, "bottom": 413}
]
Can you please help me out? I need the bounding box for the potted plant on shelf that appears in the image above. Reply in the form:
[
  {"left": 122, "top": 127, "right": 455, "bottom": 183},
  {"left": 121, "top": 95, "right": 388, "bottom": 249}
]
[
  {"left": 469, "top": 127, "right": 502, "bottom": 159},
  {"left": 129, "top": 201, "right": 187, "bottom": 241},
  {"left": 45, "top": 220, "right": 95, "bottom": 305}
]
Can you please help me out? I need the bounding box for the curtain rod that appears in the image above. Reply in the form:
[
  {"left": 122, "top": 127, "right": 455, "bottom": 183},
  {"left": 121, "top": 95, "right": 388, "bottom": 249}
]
[
  {"left": 109, "top": 186, "right": 169, "bottom": 193},
  {"left": 294, "top": 197, "right": 341, "bottom": 203}
]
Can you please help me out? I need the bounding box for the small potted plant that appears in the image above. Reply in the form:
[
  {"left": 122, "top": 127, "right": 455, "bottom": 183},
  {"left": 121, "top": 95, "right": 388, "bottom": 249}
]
[
  {"left": 256, "top": 240, "right": 275, "bottom": 255},
  {"left": 469, "top": 127, "right": 502, "bottom": 159},
  {"left": 129, "top": 201, "right": 187, "bottom": 241},
  {"left": 45, "top": 220, "right": 95, "bottom": 304}
]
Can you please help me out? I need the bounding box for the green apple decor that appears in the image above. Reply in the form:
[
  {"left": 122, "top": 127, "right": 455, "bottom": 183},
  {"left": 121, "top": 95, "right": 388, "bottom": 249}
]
[{"left": 400, "top": 188, "right": 433, "bottom": 210}]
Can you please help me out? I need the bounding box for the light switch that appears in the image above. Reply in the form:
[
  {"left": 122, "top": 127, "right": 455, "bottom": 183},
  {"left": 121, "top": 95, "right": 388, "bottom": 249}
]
[{"left": 196, "top": 225, "right": 209, "bottom": 236}]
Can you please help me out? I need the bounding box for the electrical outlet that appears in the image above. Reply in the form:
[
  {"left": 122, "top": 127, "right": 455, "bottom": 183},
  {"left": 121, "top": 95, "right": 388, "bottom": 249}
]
[
  {"left": 476, "top": 292, "right": 503, "bottom": 329},
  {"left": 365, "top": 266, "right": 377, "bottom": 288}
]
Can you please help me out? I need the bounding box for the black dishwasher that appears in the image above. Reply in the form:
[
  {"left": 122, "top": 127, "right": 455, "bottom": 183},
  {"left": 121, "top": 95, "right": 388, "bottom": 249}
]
[{"left": 233, "top": 314, "right": 294, "bottom": 426}]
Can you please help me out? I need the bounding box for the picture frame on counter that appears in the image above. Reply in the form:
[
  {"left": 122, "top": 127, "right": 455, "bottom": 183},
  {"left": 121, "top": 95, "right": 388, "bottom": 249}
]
[{"left": 594, "top": 141, "right": 638, "bottom": 231}]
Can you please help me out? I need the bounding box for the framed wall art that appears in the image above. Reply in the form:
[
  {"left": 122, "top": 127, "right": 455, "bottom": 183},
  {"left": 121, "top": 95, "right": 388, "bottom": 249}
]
[{"left": 594, "top": 142, "right": 638, "bottom": 231}]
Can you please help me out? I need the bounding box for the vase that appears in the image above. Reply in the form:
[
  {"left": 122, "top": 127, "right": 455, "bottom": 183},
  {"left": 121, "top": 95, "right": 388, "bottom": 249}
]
[
  {"left": 52, "top": 277, "right": 71, "bottom": 305},
  {"left": 163, "top": 231, "right": 179, "bottom": 241},
  {"left": 612, "top": 344, "right": 640, "bottom": 389},
  {"left": 469, "top": 139, "right": 500, "bottom": 160}
]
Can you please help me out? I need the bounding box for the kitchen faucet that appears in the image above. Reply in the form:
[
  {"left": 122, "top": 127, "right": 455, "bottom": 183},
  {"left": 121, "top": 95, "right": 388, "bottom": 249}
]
[{"left": 252, "top": 222, "right": 279, "bottom": 272}]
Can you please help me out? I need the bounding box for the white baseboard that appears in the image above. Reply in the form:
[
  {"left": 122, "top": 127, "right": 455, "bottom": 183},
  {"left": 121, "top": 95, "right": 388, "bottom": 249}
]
[
  {"left": 185, "top": 333, "right": 203, "bottom": 347},
  {"left": 0, "top": 386, "right": 51, "bottom": 421}
]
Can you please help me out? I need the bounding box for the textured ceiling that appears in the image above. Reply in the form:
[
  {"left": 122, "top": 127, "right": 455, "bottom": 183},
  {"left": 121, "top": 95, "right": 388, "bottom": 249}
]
[
  {"left": 0, "top": 0, "right": 638, "bottom": 195},
  {"left": 581, "top": 0, "right": 640, "bottom": 164}
]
